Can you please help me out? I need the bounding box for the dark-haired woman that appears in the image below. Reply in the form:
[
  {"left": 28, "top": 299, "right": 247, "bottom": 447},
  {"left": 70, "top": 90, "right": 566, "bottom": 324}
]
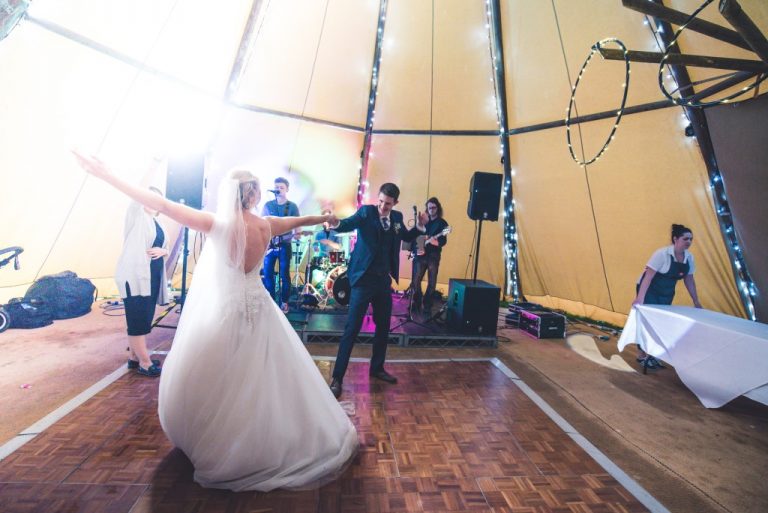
[{"left": 632, "top": 224, "right": 702, "bottom": 367}]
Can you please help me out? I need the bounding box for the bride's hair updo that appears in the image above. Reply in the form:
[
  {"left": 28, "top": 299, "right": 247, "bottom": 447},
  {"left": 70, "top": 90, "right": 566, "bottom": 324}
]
[{"left": 227, "top": 169, "right": 260, "bottom": 209}]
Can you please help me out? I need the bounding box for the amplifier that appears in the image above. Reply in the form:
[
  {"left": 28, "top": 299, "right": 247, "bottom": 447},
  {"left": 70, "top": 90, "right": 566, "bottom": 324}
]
[
  {"left": 519, "top": 309, "right": 566, "bottom": 339},
  {"left": 446, "top": 279, "right": 500, "bottom": 336},
  {"left": 505, "top": 302, "right": 543, "bottom": 327}
]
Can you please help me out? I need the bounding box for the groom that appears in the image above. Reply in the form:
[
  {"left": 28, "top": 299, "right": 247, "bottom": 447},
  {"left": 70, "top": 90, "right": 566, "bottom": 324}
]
[{"left": 328, "top": 183, "right": 427, "bottom": 398}]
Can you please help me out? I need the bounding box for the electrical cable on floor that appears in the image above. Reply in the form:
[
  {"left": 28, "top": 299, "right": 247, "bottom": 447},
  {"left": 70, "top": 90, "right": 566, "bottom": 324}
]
[{"left": 100, "top": 299, "right": 125, "bottom": 317}]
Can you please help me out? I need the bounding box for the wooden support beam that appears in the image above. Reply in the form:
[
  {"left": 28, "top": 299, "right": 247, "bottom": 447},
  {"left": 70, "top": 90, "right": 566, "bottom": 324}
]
[
  {"left": 621, "top": 0, "right": 751, "bottom": 51},
  {"left": 719, "top": 0, "right": 768, "bottom": 65},
  {"left": 508, "top": 100, "right": 675, "bottom": 136},
  {"left": 687, "top": 70, "right": 760, "bottom": 101},
  {"left": 599, "top": 48, "right": 768, "bottom": 73}
]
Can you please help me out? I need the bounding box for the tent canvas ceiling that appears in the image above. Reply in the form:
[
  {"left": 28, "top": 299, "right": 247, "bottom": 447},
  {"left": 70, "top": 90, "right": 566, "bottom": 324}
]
[{"left": 1, "top": 0, "right": 766, "bottom": 325}]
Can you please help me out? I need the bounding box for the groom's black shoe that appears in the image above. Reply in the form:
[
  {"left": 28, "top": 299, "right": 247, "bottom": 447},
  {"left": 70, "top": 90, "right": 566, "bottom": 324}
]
[
  {"left": 330, "top": 378, "right": 342, "bottom": 399},
  {"left": 369, "top": 369, "right": 398, "bottom": 384}
]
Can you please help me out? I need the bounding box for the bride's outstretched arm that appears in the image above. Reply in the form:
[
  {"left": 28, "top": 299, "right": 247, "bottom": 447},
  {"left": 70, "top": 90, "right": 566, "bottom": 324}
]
[
  {"left": 266, "top": 214, "right": 336, "bottom": 237},
  {"left": 73, "top": 151, "right": 215, "bottom": 234}
]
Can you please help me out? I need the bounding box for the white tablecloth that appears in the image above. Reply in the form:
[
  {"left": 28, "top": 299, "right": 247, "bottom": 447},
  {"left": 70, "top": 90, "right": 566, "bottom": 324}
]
[{"left": 618, "top": 305, "right": 768, "bottom": 408}]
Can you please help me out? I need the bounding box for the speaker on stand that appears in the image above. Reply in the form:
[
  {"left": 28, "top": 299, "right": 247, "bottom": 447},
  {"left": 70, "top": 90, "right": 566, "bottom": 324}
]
[
  {"left": 467, "top": 172, "right": 502, "bottom": 282},
  {"left": 154, "top": 154, "right": 206, "bottom": 329}
]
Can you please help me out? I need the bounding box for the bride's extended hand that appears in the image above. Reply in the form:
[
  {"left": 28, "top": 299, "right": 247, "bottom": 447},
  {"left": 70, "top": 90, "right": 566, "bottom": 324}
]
[{"left": 71, "top": 150, "right": 111, "bottom": 180}]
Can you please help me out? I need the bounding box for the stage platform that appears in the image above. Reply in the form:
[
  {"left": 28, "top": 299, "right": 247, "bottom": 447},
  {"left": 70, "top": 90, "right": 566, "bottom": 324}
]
[{"left": 283, "top": 292, "right": 499, "bottom": 348}]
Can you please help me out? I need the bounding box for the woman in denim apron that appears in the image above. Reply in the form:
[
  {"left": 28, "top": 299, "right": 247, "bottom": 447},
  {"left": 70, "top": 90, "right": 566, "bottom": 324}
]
[{"left": 633, "top": 224, "right": 702, "bottom": 368}]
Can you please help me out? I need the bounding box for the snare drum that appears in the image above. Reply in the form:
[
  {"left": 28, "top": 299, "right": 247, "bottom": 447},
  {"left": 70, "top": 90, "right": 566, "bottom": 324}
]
[{"left": 328, "top": 250, "right": 345, "bottom": 265}]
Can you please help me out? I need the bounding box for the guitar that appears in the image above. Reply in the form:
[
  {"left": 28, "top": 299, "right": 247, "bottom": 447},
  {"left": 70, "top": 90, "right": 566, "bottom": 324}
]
[{"left": 415, "top": 226, "right": 452, "bottom": 257}]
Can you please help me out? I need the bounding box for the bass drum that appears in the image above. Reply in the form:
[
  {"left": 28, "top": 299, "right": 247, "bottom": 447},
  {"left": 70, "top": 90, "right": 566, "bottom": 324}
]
[{"left": 324, "top": 266, "right": 351, "bottom": 306}]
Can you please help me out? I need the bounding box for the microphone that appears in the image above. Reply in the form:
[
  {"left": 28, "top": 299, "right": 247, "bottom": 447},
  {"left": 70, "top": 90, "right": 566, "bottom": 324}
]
[
  {"left": 267, "top": 189, "right": 280, "bottom": 194},
  {"left": 14, "top": 255, "right": 20, "bottom": 270}
]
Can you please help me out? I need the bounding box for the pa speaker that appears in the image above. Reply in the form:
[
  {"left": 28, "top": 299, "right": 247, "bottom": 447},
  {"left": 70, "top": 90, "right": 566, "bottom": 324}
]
[
  {"left": 446, "top": 278, "right": 500, "bottom": 336},
  {"left": 467, "top": 171, "right": 502, "bottom": 221},
  {"left": 166, "top": 154, "right": 205, "bottom": 210}
]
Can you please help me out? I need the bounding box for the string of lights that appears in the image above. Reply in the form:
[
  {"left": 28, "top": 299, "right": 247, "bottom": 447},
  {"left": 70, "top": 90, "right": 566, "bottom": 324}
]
[
  {"left": 356, "top": 0, "right": 389, "bottom": 207},
  {"left": 645, "top": 0, "right": 758, "bottom": 320},
  {"left": 486, "top": 0, "right": 520, "bottom": 300},
  {"left": 657, "top": 0, "right": 767, "bottom": 109},
  {"left": 565, "top": 38, "right": 631, "bottom": 166}
]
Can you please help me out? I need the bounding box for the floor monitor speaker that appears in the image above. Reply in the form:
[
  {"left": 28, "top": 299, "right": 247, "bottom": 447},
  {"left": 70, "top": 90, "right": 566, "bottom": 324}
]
[{"left": 446, "top": 278, "right": 500, "bottom": 336}]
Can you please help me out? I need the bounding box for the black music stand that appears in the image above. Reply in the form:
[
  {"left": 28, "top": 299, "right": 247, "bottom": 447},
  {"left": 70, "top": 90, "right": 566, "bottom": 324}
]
[
  {"left": 391, "top": 256, "right": 430, "bottom": 331},
  {"left": 291, "top": 236, "right": 309, "bottom": 310}
]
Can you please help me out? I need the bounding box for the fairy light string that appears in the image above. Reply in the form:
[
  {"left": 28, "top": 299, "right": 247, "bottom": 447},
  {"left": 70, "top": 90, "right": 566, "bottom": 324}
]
[
  {"left": 565, "top": 38, "right": 631, "bottom": 166},
  {"left": 356, "top": 0, "right": 388, "bottom": 208}
]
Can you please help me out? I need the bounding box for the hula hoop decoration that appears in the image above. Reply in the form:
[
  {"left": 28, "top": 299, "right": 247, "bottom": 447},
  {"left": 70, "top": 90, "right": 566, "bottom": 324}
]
[
  {"left": 566, "top": 38, "right": 630, "bottom": 166},
  {"left": 658, "top": 0, "right": 767, "bottom": 108}
]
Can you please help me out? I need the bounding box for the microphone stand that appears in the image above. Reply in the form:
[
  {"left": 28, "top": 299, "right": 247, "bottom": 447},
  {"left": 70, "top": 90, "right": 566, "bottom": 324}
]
[{"left": 392, "top": 208, "right": 431, "bottom": 331}]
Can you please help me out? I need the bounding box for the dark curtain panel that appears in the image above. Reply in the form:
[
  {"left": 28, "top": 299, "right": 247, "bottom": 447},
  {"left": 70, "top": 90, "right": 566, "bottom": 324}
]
[{"left": 705, "top": 93, "right": 768, "bottom": 322}]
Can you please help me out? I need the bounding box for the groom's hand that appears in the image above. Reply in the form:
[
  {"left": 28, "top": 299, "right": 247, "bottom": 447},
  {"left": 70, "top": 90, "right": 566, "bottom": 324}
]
[{"left": 326, "top": 214, "right": 340, "bottom": 229}]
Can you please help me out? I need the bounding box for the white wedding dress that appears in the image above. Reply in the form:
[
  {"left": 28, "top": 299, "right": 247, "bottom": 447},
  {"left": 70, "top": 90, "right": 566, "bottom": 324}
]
[{"left": 157, "top": 192, "right": 358, "bottom": 492}]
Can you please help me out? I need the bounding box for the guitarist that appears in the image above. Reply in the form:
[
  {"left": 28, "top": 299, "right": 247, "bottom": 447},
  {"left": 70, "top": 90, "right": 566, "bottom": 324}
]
[
  {"left": 261, "top": 177, "right": 300, "bottom": 313},
  {"left": 413, "top": 197, "right": 449, "bottom": 312}
]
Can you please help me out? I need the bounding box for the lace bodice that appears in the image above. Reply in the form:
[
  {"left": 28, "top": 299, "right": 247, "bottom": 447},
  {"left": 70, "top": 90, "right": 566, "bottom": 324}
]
[{"left": 244, "top": 265, "right": 269, "bottom": 324}]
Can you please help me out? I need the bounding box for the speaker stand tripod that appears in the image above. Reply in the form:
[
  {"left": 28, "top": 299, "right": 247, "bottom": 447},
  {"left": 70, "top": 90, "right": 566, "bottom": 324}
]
[
  {"left": 391, "top": 264, "right": 431, "bottom": 331},
  {"left": 153, "top": 226, "right": 190, "bottom": 329}
]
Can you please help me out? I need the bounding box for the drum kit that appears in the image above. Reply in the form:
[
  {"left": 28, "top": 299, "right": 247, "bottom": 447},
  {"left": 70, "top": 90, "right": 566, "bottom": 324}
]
[{"left": 291, "top": 231, "right": 352, "bottom": 308}]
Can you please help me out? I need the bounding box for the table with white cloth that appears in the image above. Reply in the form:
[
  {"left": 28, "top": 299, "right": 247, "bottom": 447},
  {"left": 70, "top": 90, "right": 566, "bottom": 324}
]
[{"left": 618, "top": 305, "right": 768, "bottom": 408}]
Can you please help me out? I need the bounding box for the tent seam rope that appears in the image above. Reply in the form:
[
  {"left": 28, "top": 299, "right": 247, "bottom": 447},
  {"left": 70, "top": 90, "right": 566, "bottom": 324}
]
[{"left": 551, "top": 0, "right": 615, "bottom": 312}]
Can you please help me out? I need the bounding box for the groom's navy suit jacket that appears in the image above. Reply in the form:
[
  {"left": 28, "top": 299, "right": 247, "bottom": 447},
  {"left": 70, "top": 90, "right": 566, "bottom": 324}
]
[{"left": 335, "top": 205, "right": 421, "bottom": 287}]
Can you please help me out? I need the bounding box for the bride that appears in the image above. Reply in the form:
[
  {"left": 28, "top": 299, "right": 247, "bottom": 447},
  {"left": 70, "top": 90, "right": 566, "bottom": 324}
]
[{"left": 74, "top": 152, "right": 358, "bottom": 491}]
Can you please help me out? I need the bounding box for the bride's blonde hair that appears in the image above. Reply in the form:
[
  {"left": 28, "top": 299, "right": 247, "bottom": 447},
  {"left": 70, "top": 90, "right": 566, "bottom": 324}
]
[{"left": 227, "top": 169, "right": 260, "bottom": 209}]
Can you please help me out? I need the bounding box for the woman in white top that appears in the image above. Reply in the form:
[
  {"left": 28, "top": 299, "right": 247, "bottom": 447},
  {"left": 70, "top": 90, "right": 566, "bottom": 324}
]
[
  {"left": 633, "top": 223, "right": 702, "bottom": 367},
  {"left": 73, "top": 151, "right": 358, "bottom": 492},
  {"left": 116, "top": 187, "right": 169, "bottom": 376}
]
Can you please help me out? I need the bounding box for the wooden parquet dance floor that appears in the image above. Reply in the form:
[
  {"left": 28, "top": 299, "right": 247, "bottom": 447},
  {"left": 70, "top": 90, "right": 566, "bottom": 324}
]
[{"left": 0, "top": 361, "right": 649, "bottom": 513}]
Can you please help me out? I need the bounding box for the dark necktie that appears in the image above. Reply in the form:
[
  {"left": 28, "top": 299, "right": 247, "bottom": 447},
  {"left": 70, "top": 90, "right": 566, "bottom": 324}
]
[{"left": 381, "top": 217, "right": 390, "bottom": 231}]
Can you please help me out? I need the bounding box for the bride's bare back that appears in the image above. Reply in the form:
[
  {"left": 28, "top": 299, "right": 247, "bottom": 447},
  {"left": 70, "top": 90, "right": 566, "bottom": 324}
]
[{"left": 243, "top": 212, "right": 271, "bottom": 274}]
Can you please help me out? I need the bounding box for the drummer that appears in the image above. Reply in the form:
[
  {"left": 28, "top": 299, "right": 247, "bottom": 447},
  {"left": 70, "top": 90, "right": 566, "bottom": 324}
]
[{"left": 313, "top": 209, "right": 342, "bottom": 259}]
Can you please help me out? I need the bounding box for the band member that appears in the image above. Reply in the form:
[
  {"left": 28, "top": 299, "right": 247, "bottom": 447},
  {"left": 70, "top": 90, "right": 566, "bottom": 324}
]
[
  {"left": 261, "top": 177, "right": 300, "bottom": 313},
  {"left": 313, "top": 208, "right": 342, "bottom": 258},
  {"left": 328, "top": 183, "right": 427, "bottom": 399},
  {"left": 412, "top": 197, "right": 449, "bottom": 312}
]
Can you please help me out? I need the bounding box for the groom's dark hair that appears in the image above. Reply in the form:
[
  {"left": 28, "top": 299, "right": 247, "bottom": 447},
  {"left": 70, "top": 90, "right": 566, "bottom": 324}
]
[{"left": 379, "top": 183, "right": 400, "bottom": 201}]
